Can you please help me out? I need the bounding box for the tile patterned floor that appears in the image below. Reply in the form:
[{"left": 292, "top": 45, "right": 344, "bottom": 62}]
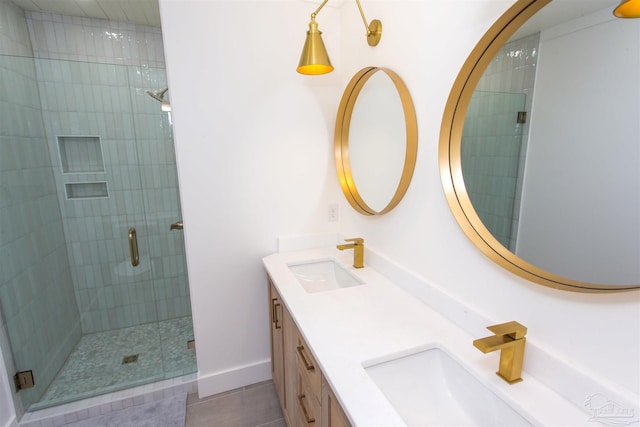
[
  {"left": 186, "top": 381, "right": 285, "bottom": 427},
  {"left": 33, "top": 316, "right": 196, "bottom": 410}
]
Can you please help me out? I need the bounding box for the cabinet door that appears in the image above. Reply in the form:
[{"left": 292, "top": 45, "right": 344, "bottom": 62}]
[
  {"left": 322, "top": 377, "right": 352, "bottom": 427},
  {"left": 282, "top": 301, "right": 297, "bottom": 425},
  {"left": 268, "top": 281, "right": 285, "bottom": 407}
]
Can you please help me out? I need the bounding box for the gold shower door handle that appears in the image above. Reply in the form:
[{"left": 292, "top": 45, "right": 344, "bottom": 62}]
[
  {"left": 128, "top": 227, "right": 140, "bottom": 267},
  {"left": 170, "top": 221, "right": 183, "bottom": 231}
]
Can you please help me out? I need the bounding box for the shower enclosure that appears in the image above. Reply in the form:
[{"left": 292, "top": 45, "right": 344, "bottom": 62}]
[
  {"left": 459, "top": 33, "right": 539, "bottom": 252},
  {"left": 461, "top": 90, "right": 527, "bottom": 250},
  {"left": 0, "top": 18, "right": 195, "bottom": 413}
]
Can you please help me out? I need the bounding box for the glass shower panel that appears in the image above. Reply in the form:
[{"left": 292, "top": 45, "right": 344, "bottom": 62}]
[
  {"left": 461, "top": 91, "right": 527, "bottom": 250},
  {"left": 0, "top": 54, "right": 81, "bottom": 412}
]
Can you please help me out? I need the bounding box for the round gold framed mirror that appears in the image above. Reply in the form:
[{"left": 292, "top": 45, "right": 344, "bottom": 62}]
[
  {"left": 439, "top": 0, "right": 639, "bottom": 292},
  {"left": 335, "top": 67, "right": 418, "bottom": 215}
]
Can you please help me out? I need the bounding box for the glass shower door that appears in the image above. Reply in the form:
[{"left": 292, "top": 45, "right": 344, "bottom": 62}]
[
  {"left": 0, "top": 54, "right": 195, "bottom": 412},
  {"left": 127, "top": 65, "right": 195, "bottom": 379}
]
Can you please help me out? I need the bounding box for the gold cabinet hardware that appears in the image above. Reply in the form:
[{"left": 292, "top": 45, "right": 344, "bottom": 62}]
[
  {"left": 473, "top": 321, "right": 527, "bottom": 384},
  {"left": 296, "top": 345, "right": 315, "bottom": 372},
  {"left": 336, "top": 237, "right": 364, "bottom": 268},
  {"left": 128, "top": 227, "right": 139, "bottom": 267},
  {"left": 272, "top": 298, "right": 282, "bottom": 330},
  {"left": 297, "top": 393, "right": 316, "bottom": 424},
  {"left": 170, "top": 220, "right": 184, "bottom": 230}
]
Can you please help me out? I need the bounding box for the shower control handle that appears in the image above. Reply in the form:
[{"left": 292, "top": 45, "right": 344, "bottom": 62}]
[{"left": 170, "top": 221, "right": 184, "bottom": 231}]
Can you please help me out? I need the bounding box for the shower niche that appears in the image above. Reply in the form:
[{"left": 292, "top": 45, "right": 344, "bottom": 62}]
[
  {"left": 58, "top": 136, "right": 105, "bottom": 173},
  {"left": 58, "top": 136, "right": 109, "bottom": 199},
  {"left": 64, "top": 182, "right": 109, "bottom": 199}
]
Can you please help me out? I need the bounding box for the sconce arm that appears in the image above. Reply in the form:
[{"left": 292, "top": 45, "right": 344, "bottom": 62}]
[
  {"left": 311, "top": 0, "right": 330, "bottom": 18},
  {"left": 308, "top": 0, "right": 382, "bottom": 46},
  {"left": 354, "top": 0, "right": 372, "bottom": 35}
]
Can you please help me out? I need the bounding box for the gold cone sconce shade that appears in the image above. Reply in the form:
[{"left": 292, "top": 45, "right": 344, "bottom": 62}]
[
  {"left": 297, "top": 0, "right": 382, "bottom": 75},
  {"left": 614, "top": 0, "right": 640, "bottom": 18},
  {"left": 297, "top": 18, "right": 334, "bottom": 75}
]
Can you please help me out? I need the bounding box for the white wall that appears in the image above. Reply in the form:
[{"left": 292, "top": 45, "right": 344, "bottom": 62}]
[
  {"left": 159, "top": 0, "right": 639, "bottom": 410},
  {"left": 159, "top": 0, "right": 344, "bottom": 396}
]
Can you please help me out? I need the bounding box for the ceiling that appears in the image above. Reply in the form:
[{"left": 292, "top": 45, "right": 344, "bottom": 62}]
[
  {"left": 513, "top": 0, "right": 619, "bottom": 38},
  {"left": 11, "top": 0, "right": 161, "bottom": 27},
  {"left": 9, "top": 0, "right": 619, "bottom": 37}
]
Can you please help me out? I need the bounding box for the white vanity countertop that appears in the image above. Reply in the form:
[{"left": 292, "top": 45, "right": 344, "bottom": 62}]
[{"left": 263, "top": 247, "right": 590, "bottom": 427}]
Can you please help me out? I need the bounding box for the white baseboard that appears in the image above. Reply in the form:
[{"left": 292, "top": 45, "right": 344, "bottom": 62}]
[{"left": 196, "top": 359, "right": 271, "bottom": 398}]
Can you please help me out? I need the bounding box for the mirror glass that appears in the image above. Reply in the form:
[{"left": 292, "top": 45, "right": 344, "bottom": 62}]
[
  {"left": 335, "top": 67, "right": 418, "bottom": 215},
  {"left": 440, "top": 0, "right": 639, "bottom": 291},
  {"left": 350, "top": 72, "right": 406, "bottom": 212}
]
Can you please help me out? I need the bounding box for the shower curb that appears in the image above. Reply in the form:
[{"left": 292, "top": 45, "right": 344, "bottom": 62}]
[{"left": 18, "top": 374, "right": 196, "bottom": 427}]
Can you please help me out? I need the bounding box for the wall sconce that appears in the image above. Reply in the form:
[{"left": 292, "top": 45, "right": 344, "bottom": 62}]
[
  {"left": 297, "top": 0, "right": 382, "bottom": 75},
  {"left": 614, "top": 0, "right": 640, "bottom": 18}
]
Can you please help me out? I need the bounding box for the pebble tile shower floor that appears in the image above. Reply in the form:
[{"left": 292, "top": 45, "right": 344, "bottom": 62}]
[{"left": 33, "top": 316, "right": 196, "bottom": 410}]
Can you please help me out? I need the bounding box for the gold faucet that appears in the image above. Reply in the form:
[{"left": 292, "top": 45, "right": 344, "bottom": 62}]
[
  {"left": 473, "top": 321, "right": 527, "bottom": 384},
  {"left": 336, "top": 238, "right": 364, "bottom": 268}
]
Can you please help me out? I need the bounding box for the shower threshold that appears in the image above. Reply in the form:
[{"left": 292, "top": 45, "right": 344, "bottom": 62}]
[
  {"left": 20, "top": 373, "right": 197, "bottom": 426},
  {"left": 29, "top": 316, "right": 196, "bottom": 411}
]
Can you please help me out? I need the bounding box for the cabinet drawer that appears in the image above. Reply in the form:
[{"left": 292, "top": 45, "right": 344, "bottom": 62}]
[
  {"left": 296, "top": 332, "right": 322, "bottom": 402},
  {"left": 297, "top": 370, "right": 321, "bottom": 426}
]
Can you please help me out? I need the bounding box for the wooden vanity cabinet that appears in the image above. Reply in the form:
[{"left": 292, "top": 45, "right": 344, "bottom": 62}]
[
  {"left": 268, "top": 281, "right": 285, "bottom": 406},
  {"left": 283, "top": 301, "right": 297, "bottom": 426},
  {"left": 268, "top": 280, "right": 351, "bottom": 427},
  {"left": 269, "top": 280, "right": 298, "bottom": 426}
]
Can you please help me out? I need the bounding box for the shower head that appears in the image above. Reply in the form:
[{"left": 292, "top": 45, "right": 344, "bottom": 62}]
[
  {"left": 146, "top": 87, "right": 171, "bottom": 112},
  {"left": 146, "top": 87, "right": 168, "bottom": 102}
]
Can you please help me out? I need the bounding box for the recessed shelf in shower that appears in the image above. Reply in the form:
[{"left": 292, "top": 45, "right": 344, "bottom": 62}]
[
  {"left": 58, "top": 136, "right": 105, "bottom": 173},
  {"left": 65, "top": 182, "right": 109, "bottom": 199},
  {"left": 58, "top": 136, "right": 109, "bottom": 199}
]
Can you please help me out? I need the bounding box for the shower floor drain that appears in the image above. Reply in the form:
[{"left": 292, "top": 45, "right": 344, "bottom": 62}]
[{"left": 122, "top": 354, "right": 139, "bottom": 364}]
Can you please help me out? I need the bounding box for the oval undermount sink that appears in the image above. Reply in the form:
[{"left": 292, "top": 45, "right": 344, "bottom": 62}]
[
  {"left": 365, "top": 347, "right": 532, "bottom": 426},
  {"left": 288, "top": 259, "right": 364, "bottom": 293}
]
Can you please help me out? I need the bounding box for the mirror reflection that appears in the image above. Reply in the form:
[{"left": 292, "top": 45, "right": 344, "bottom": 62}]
[{"left": 442, "top": 0, "right": 639, "bottom": 290}]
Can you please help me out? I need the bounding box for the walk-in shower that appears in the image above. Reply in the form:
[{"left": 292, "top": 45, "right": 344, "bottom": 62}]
[{"left": 0, "top": 2, "right": 196, "bottom": 416}]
